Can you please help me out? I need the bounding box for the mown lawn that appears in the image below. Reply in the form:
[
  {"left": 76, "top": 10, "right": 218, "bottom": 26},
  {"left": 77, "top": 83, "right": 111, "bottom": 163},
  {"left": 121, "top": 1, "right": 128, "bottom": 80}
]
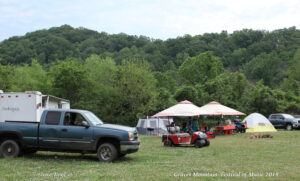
[{"left": 0, "top": 131, "right": 299, "bottom": 181}]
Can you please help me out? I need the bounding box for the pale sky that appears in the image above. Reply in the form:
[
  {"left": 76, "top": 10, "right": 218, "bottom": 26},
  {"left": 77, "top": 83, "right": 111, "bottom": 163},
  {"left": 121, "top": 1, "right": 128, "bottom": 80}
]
[{"left": 0, "top": 0, "right": 299, "bottom": 41}]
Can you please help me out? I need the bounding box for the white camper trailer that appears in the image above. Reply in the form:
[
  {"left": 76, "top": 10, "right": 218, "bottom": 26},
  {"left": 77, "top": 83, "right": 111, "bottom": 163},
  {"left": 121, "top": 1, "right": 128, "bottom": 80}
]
[{"left": 0, "top": 91, "right": 70, "bottom": 122}]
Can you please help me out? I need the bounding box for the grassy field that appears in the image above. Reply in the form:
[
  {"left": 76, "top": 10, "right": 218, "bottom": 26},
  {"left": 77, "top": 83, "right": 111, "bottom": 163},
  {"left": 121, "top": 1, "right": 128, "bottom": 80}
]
[{"left": 0, "top": 131, "right": 300, "bottom": 181}]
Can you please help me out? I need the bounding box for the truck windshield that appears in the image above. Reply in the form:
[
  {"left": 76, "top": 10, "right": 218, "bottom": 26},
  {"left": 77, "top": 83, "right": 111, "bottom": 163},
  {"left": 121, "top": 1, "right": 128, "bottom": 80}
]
[{"left": 84, "top": 112, "right": 103, "bottom": 125}]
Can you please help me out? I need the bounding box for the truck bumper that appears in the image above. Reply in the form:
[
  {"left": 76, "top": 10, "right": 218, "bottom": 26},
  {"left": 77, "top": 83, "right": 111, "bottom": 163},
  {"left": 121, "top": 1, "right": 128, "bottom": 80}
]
[{"left": 120, "top": 140, "right": 140, "bottom": 154}]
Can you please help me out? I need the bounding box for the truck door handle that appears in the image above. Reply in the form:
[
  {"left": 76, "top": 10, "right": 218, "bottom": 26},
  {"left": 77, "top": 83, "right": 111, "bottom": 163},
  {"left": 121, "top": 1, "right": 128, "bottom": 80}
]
[{"left": 62, "top": 128, "right": 68, "bottom": 132}]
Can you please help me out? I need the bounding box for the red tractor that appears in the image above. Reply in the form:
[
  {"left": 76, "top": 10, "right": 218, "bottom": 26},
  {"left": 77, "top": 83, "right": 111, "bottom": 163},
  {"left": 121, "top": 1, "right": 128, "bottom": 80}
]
[{"left": 162, "top": 126, "right": 210, "bottom": 148}]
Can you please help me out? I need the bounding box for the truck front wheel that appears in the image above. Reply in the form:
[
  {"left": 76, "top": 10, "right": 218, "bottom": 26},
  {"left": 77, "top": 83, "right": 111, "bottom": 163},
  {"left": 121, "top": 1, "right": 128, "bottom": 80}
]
[
  {"left": 0, "top": 140, "right": 20, "bottom": 158},
  {"left": 97, "top": 143, "right": 117, "bottom": 162}
]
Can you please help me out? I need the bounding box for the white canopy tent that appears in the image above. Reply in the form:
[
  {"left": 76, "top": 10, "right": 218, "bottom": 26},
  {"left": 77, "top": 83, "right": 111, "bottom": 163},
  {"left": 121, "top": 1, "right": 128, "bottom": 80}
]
[
  {"left": 198, "top": 101, "right": 245, "bottom": 116},
  {"left": 152, "top": 100, "right": 205, "bottom": 117}
]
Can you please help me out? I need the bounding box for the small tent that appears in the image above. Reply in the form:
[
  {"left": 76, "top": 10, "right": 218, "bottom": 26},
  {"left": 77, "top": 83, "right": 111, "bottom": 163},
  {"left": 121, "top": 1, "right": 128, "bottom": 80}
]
[
  {"left": 136, "top": 117, "right": 174, "bottom": 135},
  {"left": 243, "top": 113, "right": 277, "bottom": 132}
]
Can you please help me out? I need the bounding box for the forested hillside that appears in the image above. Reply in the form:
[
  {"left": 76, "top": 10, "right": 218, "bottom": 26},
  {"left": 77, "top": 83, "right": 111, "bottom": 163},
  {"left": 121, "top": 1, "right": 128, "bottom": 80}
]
[{"left": 0, "top": 25, "right": 299, "bottom": 125}]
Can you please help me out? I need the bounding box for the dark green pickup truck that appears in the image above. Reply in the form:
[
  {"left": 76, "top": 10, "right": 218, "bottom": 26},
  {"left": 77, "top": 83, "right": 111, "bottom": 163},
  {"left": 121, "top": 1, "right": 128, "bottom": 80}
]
[{"left": 0, "top": 109, "right": 140, "bottom": 162}]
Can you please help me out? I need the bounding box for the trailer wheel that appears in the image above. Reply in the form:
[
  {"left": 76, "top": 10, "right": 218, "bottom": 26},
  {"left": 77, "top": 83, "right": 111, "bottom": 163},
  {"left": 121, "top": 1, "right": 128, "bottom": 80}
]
[
  {"left": 0, "top": 140, "right": 20, "bottom": 158},
  {"left": 195, "top": 140, "right": 205, "bottom": 148},
  {"left": 163, "top": 139, "right": 172, "bottom": 147},
  {"left": 97, "top": 143, "right": 117, "bottom": 162}
]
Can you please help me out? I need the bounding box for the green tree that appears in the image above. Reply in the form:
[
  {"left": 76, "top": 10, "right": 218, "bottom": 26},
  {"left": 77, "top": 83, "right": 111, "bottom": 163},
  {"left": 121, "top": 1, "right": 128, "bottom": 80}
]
[
  {"left": 50, "top": 61, "right": 88, "bottom": 107},
  {"left": 179, "top": 51, "right": 224, "bottom": 85},
  {"left": 0, "top": 64, "right": 13, "bottom": 91},
  {"left": 203, "top": 73, "right": 234, "bottom": 106},
  {"left": 112, "top": 60, "right": 158, "bottom": 125},
  {"left": 174, "top": 85, "right": 198, "bottom": 103},
  {"left": 246, "top": 81, "right": 278, "bottom": 116},
  {"left": 243, "top": 52, "right": 283, "bottom": 87},
  {"left": 10, "top": 60, "right": 51, "bottom": 93},
  {"left": 155, "top": 88, "right": 177, "bottom": 111},
  {"left": 153, "top": 72, "right": 177, "bottom": 94},
  {"left": 78, "top": 55, "right": 119, "bottom": 122}
]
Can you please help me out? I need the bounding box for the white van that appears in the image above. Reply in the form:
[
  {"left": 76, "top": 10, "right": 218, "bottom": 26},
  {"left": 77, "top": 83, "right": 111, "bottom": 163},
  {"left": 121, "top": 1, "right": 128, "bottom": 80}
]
[{"left": 0, "top": 90, "right": 70, "bottom": 122}]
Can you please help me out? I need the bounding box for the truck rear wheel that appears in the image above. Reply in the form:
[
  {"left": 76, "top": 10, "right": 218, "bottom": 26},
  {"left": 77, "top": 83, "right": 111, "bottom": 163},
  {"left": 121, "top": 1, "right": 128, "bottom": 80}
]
[
  {"left": 97, "top": 143, "right": 117, "bottom": 162},
  {"left": 0, "top": 140, "right": 20, "bottom": 158}
]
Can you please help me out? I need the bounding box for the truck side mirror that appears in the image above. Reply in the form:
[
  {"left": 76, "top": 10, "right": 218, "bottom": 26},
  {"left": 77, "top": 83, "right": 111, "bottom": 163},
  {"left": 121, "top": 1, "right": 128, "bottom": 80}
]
[{"left": 82, "top": 121, "right": 90, "bottom": 128}]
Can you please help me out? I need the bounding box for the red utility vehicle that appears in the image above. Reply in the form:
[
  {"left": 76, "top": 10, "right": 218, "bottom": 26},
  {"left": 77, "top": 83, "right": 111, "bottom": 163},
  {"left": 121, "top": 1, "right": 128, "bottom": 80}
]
[{"left": 162, "top": 126, "right": 210, "bottom": 148}]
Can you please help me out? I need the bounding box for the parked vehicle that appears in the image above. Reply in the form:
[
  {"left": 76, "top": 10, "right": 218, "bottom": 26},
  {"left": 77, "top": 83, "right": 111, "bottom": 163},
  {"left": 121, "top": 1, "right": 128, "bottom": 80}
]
[
  {"left": 0, "top": 91, "right": 140, "bottom": 162},
  {"left": 268, "top": 113, "right": 300, "bottom": 130},
  {"left": 0, "top": 109, "right": 140, "bottom": 162},
  {"left": 162, "top": 126, "right": 209, "bottom": 148}
]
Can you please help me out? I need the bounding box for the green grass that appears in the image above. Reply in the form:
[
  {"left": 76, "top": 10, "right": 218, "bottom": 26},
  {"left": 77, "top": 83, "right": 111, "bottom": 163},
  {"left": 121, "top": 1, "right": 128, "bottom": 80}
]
[{"left": 1, "top": 131, "right": 300, "bottom": 181}]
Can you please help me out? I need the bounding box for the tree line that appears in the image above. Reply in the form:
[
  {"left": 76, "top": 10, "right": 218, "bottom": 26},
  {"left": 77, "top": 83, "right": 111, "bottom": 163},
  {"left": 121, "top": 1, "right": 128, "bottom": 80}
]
[{"left": 0, "top": 25, "right": 299, "bottom": 126}]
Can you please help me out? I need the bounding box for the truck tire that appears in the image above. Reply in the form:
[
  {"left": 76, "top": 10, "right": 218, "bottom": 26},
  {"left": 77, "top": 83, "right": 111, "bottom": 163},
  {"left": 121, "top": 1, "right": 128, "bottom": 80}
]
[
  {"left": 195, "top": 139, "right": 205, "bottom": 148},
  {"left": 0, "top": 140, "right": 20, "bottom": 158},
  {"left": 97, "top": 143, "right": 117, "bottom": 162},
  {"left": 286, "top": 124, "right": 292, "bottom": 131}
]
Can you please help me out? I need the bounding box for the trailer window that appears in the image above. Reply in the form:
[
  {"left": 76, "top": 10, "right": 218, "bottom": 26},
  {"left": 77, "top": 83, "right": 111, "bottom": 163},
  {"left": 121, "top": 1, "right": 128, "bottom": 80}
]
[{"left": 45, "top": 112, "right": 61, "bottom": 125}]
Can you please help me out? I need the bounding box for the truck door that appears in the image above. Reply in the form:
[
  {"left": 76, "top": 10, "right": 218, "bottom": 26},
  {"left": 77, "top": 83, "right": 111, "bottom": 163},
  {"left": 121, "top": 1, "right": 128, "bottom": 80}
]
[
  {"left": 277, "top": 115, "right": 285, "bottom": 128},
  {"left": 59, "top": 112, "right": 93, "bottom": 150},
  {"left": 39, "top": 111, "right": 62, "bottom": 148}
]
